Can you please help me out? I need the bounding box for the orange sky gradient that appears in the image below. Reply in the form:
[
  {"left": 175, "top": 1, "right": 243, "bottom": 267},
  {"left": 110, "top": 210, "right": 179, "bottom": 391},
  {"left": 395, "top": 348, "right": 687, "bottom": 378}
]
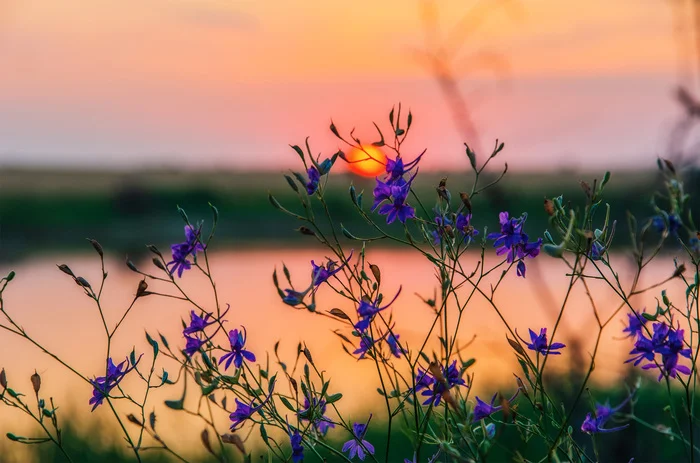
[{"left": 0, "top": 0, "right": 695, "bottom": 171}]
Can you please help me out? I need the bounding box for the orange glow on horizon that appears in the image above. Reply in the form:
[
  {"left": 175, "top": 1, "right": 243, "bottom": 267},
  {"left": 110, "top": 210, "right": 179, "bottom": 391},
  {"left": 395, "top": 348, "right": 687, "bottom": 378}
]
[{"left": 345, "top": 146, "right": 387, "bottom": 177}]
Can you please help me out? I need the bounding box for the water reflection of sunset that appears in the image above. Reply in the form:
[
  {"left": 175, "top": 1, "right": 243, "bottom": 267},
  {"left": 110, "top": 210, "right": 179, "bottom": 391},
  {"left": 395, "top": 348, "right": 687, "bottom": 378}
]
[{"left": 0, "top": 249, "right": 684, "bottom": 458}]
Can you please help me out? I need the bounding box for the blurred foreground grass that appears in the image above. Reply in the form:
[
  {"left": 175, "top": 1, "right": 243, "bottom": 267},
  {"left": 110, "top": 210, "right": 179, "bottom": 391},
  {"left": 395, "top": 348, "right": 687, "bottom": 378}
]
[{"left": 2, "top": 167, "right": 696, "bottom": 262}]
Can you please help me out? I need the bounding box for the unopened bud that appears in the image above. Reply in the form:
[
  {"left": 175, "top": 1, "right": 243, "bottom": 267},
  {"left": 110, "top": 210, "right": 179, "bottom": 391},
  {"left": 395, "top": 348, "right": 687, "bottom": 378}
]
[
  {"left": 514, "top": 375, "right": 529, "bottom": 399},
  {"left": 289, "top": 377, "right": 298, "bottom": 393},
  {"left": 75, "top": 277, "right": 91, "bottom": 289},
  {"left": 297, "top": 226, "right": 316, "bottom": 236},
  {"left": 672, "top": 264, "right": 686, "bottom": 278},
  {"left": 221, "top": 433, "right": 246, "bottom": 454},
  {"left": 146, "top": 244, "right": 162, "bottom": 257},
  {"left": 57, "top": 264, "right": 75, "bottom": 277},
  {"left": 126, "top": 414, "right": 143, "bottom": 426},
  {"left": 0, "top": 368, "right": 7, "bottom": 389},
  {"left": 544, "top": 198, "right": 555, "bottom": 216},
  {"left": 87, "top": 239, "right": 104, "bottom": 257},
  {"left": 201, "top": 429, "right": 216, "bottom": 456},
  {"left": 459, "top": 192, "right": 472, "bottom": 213},
  {"left": 126, "top": 259, "right": 139, "bottom": 273},
  {"left": 152, "top": 257, "right": 167, "bottom": 271},
  {"left": 30, "top": 371, "right": 41, "bottom": 396},
  {"left": 580, "top": 181, "right": 592, "bottom": 199}
]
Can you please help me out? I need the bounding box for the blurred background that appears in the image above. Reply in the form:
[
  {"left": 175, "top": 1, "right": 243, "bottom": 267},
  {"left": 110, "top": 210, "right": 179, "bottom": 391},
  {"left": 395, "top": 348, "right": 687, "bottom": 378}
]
[{"left": 1, "top": 0, "right": 700, "bottom": 461}]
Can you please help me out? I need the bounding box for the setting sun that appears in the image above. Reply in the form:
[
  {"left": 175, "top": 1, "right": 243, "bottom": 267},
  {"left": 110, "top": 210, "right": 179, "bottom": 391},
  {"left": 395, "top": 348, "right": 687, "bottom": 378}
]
[{"left": 345, "top": 145, "right": 387, "bottom": 177}]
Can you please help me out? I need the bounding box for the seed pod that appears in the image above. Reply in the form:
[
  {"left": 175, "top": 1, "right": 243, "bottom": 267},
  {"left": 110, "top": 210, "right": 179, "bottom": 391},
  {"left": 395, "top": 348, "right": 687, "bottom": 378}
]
[
  {"left": 544, "top": 198, "right": 555, "bottom": 216},
  {"left": 30, "top": 371, "right": 41, "bottom": 396},
  {"left": 459, "top": 192, "right": 472, "bottom": 213},
  {"left": 136, "top": 279, "right": 149, "bottom": 298}
]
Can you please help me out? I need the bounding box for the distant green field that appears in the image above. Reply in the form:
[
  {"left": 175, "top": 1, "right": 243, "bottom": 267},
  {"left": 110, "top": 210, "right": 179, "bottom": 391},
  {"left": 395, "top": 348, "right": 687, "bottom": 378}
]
[{"left": 0, "top": 167, "right": 694, "bottom": 261}]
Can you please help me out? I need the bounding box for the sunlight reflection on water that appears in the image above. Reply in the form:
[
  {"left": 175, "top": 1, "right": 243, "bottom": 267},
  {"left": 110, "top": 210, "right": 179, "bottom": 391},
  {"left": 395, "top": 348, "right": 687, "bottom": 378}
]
[{"left": 0, "top": 248, "right": 687, "bottom": 459}]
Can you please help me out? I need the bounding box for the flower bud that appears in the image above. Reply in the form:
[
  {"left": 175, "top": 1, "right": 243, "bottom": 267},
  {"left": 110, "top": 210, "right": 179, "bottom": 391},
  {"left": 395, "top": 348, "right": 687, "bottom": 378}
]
[
  {"left": 459, "top": 192, "right": 472, "bottom": 213},
  {"left": 0, "top": 368, "right": 7, "bottom": 389},
  {"left": 201, "top": 429, "right": 216, "bottom": 456},
  {"left": 544, "top": 198, "right": 555, "bottom": 216},
  {"left": 30, "top": 371, "right": 41, "bottom": 396},
  {"left": 57, "top": 264, "right": 75, "bottom": 277},
  {"left": 126, "top": 414, "right": 143, "bottom": 426},
  {"left": 75, "top": 277, "right": 91, "bottom": 289},
  {"left": 297, "top": 226, "right": 316, "bottom": 237},
  {"left": 87, "top": 239, "right": 104, "bottom": 257}
]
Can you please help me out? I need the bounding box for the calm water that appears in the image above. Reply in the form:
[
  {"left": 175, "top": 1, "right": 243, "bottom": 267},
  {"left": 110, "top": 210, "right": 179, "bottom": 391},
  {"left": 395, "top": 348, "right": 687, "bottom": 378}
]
[{"left": 0, "top": 248, "right": 687, "bottom": 459}]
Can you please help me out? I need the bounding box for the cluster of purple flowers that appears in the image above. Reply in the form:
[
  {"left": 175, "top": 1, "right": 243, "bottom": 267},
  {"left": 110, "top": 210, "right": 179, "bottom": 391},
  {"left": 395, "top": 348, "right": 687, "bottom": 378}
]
[
  {"left": 168, "top": 225, "right": 206, "bottom": 278},
  {"left": 89, "top": 356, "right": 141, "bottom": 411},
  {"left": 228, "top": 387, "right": 273, "bottom": 431},
  {"left": 372, "top": 155, "right": 422, "bottom": 224},
  {"left": 487, "top": 212, "right": 542, "bottom": 277},
  {"left": 626, "top": 319, "right": 691, "bottom": 380},
  {"left": 414, "top": 360, "right": 466, "bottom": 407},
  {"left": 183, "top": 310, "right": 218, "bottom": 356},
  {"left": 431, "top": 213, "right": 478, "bottom": 246},
  {"left": 351, "top": 290, "right": 404, "bottom": 359}
]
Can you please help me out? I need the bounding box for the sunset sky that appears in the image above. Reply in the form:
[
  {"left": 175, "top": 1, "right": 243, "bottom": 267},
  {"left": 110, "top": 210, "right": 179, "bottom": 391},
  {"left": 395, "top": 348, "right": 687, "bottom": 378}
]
[{"left": 0, "top": 0, "right": 694, "bottom": 171}]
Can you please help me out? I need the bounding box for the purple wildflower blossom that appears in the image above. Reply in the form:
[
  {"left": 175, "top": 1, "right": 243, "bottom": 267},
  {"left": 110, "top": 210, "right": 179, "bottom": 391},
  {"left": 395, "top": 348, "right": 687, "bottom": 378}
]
[
  {"left": 581, "top": 392, "right": 634, "bottom": 434},
  {"left": 386, "top": 332, "right": 403, "bottom": 358},
  {"left": 415, "top": 360, "right": 466, "bottom": 406},
  {"left": 89, "top": 356, "right": 141, "bottom": 411},
  {"left": 229, "top": 381, "right": 274, "bottom": 430},
  {"left": 487, "top": 212, "right": 542, "bottom": 278},
  {"left": 306, "top": 166, "right": 321, "bottom": 195},
  {"left": 168, "top": 225, "right": 206, "bottom": 278},
  {"left": 219, "top": 327, "right": 256, "bottom": 370},
  {"left": 378, "top": 184, "right": 415, "bottom": 224},
  {"left": 472, "top": 390, "right": 519, "bottom": 422},
  {"left": 622, "top": 311, "right": 648, "bottom": 338},
  {"left": 289, "top": 426, "right": 304, "bottom": 463},
  {"left": 627, "top": 321, "right": 692, "bottom": 380},
  {"left": 520, "top": 328, "right": 565, "bottom": 356},
  {"left": 311, "top": 251, "right": 353, "bottom": 288},
  {"left": 342, "top": 418, "right": 375, "bottom": 461},
  {"left": 354, "top": 288, "right": 401, "bottom": 333}
]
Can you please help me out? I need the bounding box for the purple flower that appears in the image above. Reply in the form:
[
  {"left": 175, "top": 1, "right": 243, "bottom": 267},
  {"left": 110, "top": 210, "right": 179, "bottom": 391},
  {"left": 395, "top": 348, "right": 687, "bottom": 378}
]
[
  {"left": 487, "top": 212, "right": 542, "bottom": 278},
  {"left": 415, "top": 360, "right": 466, "bottom": 406},
  {"left": 89, "top": 356, "right": 141, "bottom": 411},
  {"left": 622, "top": 311, "right": 648, "bottom": 338},
  {"left": 219, "top": 328, "right": 256, "bottom": 370},
  {"left": 589, "top": 241, "right": 605, "bottom": 261},
  {"left": 581, "top": 392, "right": 633, "bottom": 434},
  {"left": 306, "top": 166, "right": 321, "bottom": 195},
  {"left": 520, "top": 328, "right": 565, "bottom": 356},
  {"left": 283, "top": 289, "right": 308, "bottom": 306},
  {"left": 354, "top": 288, "right": 401, "bottom": 333},
  {"left": 386, "top": 154, "right": 422, "bottom": 182},
  {"left": 168, "top": 225, "right": 206, "bottom": 278},
  {"left": 353, "top": 335, "right": 378, "bottom": 359},
  {"left": 378, "top": 184, "right": 415, "bottom": 224},
  {"left": 455, "top": 213, "right": 478, "bottom": 237},
  {"left": 386, "top": 332, "right": 403, "bottom": 358},
  {"left": 311, "top": 251, "right": 353, "bottom": 288},
  {"left": 289, "top": 427, "right": 304, "bottom": 463},
  {"left": 183, "top": 310, "right": 215, "bottom": 335},
  {"left": 342, "top": 418, "right": 375, "bottom": 461},
  {"left": 626, "top": 321, "right": 692, "bottom": 381},
  {"left": 228, "top": 381, "right": 274, "bottom": 430},
  {"left": 472, "top": 390, "right": 519, "bottom": 422},
  {"left": 652, "top": 213, "right": 681, "bottom": 235},
  {"left": 298, "top": 394, "right": 335, "bottom": 435}
]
